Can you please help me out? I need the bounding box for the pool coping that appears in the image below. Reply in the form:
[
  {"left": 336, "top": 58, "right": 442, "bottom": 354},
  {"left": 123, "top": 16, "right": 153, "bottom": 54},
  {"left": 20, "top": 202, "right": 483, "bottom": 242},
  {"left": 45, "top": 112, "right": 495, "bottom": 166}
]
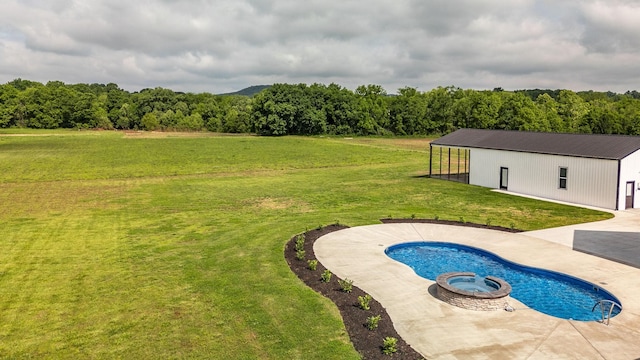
[
  {"left": 435, "top": 272, "right": 511, "bottom": 299},
  {"left": 314, "top": 223, "right": 640, "bottom": 359}
]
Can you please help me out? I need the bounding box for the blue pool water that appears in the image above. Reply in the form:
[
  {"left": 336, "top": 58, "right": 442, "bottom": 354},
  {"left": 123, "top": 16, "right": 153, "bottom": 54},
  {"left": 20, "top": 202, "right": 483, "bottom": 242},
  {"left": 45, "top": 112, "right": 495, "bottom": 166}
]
[
  {"left": 385, "top": 242, "right": 622, "bottom": 321},
  {"left": 448, "top": 275, "right": 500, "bottom": 292}
]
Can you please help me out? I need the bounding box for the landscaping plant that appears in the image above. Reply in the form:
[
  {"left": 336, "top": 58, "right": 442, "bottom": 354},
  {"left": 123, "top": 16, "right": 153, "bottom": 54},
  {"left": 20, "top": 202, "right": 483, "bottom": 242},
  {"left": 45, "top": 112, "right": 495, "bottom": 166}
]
[
  {"left": 338, "top": 278, "right": 353, "bottom": 293},
  {"left": 366, "top": 315, "right": 382, "bottom": 330},
  {"left": 307, "top": 259, "right": 318, "bottom": 271},
  {"left": 382, "top": 337, "right": 398, "bottom": 355},
  {"left": 358, "top": 294, "right": 372, "bottom": 310}
]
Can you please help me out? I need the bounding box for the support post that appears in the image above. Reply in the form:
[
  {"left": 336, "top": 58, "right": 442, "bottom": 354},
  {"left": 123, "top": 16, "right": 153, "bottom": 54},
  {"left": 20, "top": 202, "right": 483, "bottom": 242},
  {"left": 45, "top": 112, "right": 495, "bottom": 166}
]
[
  {"left": 465, "top": 149, "right": 468, "bottom": 183},
  {"left": 457, "top": 148, "right": 460, "bottom": 179},
  {"left": 429, "top": 144, "right": 432, "bottom": 177},
  {"left": 448, "top": 147, "right": 451, "bottom": 179},
  {"left": 439, "top": 147, "right": 442, "bottom": 177}
]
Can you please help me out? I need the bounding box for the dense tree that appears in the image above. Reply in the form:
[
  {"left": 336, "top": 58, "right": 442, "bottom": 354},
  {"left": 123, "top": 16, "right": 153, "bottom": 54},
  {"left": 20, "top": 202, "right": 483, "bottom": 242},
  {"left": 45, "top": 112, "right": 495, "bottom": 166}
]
[
  {"left": 16, "top": 85, "right": 64, "bottom": 128},
  {"left": 251, "top": 84, "right": 295, "bottom": 135},
  {"left": 159, "top": 109, "right": 178, "bottom": 129},
  {"left": 451, "top": 89, "right": 501, "bottom": 130},
  {"left": 7, "top": 78, "right": 41, "bottom": 91},
  {"left": 535, "top": 94, "right": 563, "bottom": 132},
  {"left": 616, "top": 97, "right": 640, "bottom": 135},
  {"left": 177, "top": 112, "right": 204, "bottom": 131},
  {"left": 580, "top": 99, "right": 622, "bottom": 134},
  {"left": 105, "top": 84, "right": 129, "bottom": 126},
  {"left": 2, "top": 78, "right": 640, "bottom": 137},
  {"left": 353, "top": 84, "right": 389, "bottom": 135},
  {"left": 557, "top": 90, "right": 590, "bottom": 132},
  {"left": 140, "top": 112, "right": 160, "bottom": 131},
  {"left": 516, "top": 89, "right": 562, "bottom": 101},
  {"left": 389, "top": 87, "right": 428, "bottom": 135},
  {"left": 252, "top": 83, "right": 338, "bottom": 135},
  {"left": 625, "top": 91, "right": 640, "bottom": 100},
  {"left": 219, "top": 96, "right": 252, "bottom": 133},
  {"left": 495, "top": 92, "right": 546, "bottom": 131},
  {"left": 0, "top": 83, "right": 20, "bottom": 127},
  {"left": 90, "top": 94, "right": 114, "bottom": 129},
  {"left": 317, "top": 83, "right": 358, "bottom": 135},
  {"left": 424, "top": 86, "right": 460, "bottom": 134},
  {"left": 70, "top": 92, "right": 96, "bottom": 128},
  {"left": 115, "top": 103, "right": 135, "bottom": 129}
]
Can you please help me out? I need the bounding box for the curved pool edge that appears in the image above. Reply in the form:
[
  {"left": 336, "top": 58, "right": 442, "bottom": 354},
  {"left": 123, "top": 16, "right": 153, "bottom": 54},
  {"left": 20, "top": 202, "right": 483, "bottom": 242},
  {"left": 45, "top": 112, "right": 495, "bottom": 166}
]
[{"left": 385, "top": 240, "right": 622, "bottom": 321}]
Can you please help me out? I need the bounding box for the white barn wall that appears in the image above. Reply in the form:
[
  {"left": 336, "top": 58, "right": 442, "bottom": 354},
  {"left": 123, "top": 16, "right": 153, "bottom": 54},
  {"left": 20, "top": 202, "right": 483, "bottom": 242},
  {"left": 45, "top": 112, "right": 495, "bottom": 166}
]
[
  {"left": 469, "top": 148, "right": 618, "bottom": 209},
  {"left": 618, "top": 150, "right": 640, "bottom": 209}
]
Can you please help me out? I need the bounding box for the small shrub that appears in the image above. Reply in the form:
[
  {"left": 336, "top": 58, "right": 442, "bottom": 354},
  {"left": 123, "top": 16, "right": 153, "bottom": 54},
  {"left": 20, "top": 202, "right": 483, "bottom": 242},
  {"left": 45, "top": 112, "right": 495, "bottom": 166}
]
[
  {"left": 510, "top": 222, "right": 516, "bottom": 230},
  {"left": 434, "top": 215, "right": 439, "bottom": 221},
  {"left": 366, "top": 315, "right": 381, "bottom": 330},
  {"left": 382, "top": 337, "right": 398, "bottom": 355},
  {"left": 459, "top": 216, "right": 465, "bottom": 223},
  {"left": 295, "top": 234, "right": 305, "bottom": 252},
  {"left": 485, "top": 218, "right": 492, "bottom": 227},
  {"left": 358, "top": 294, "right": 372, "bottom": 310},
  {"left": 338, "top": 278, "right": 353, "bottom": 293},
  {"left": 296, "top": 249, "right": 306, "bottom": 261},
  {"left": 410, "top": 213, "right": 416, "bottom": 219},
  {"left": 307, "top": 259, "right": 318, "bottom": 271},
  {"left": 321, "top": 269, "right": 332, "bottom": 283}
]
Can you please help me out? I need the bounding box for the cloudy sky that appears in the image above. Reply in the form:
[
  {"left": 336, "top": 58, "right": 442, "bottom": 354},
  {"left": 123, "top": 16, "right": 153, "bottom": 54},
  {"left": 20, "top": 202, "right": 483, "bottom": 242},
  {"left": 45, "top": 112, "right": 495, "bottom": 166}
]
[{"left": 1, "top": 0, "right": 639, "bottom": 94}]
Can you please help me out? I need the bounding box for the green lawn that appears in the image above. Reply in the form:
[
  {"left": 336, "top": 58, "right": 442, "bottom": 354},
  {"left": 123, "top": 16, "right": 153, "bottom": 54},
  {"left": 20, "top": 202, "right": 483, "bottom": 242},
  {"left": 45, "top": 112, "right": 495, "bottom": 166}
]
[{"left": 0, "top": 131, "right": 611, "bottom": 359}]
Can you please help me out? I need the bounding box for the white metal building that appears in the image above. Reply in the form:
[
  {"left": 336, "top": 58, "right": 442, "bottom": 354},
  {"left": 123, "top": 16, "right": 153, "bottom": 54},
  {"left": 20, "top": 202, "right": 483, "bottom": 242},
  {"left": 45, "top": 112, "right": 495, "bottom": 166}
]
[{"left": 429, "top": 129, "right": 640, "bottom": 210}]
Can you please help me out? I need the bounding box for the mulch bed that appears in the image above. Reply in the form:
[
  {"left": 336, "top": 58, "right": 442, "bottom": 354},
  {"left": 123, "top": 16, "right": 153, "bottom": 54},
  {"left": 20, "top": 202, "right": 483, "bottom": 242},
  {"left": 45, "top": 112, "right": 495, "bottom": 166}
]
[
  {"left": 380, "top": 218, "right": 522, "bottom": 233},
  {"left": 285, "top": 224, "right": 425, "bottom": 359}
]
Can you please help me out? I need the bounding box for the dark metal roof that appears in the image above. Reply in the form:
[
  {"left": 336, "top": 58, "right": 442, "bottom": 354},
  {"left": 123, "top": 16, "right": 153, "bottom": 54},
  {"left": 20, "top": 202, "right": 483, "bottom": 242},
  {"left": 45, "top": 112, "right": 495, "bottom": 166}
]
[{"left": 431, "top": 129, "right": 640, "bottom": 160}]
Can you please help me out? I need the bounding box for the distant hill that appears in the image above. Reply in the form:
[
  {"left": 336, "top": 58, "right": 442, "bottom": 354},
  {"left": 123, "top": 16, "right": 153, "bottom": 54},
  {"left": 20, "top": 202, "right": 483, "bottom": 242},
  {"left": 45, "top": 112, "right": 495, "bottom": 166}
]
[{"left": 220, "top": 85, "right": 271, "bottom": 96}]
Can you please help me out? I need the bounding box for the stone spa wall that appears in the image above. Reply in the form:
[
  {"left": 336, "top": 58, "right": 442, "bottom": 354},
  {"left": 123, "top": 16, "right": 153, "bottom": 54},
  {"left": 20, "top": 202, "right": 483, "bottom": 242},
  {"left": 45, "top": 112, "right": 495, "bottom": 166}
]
[{"left": 435, "top": 272, "right": 512, "bottom": 311}]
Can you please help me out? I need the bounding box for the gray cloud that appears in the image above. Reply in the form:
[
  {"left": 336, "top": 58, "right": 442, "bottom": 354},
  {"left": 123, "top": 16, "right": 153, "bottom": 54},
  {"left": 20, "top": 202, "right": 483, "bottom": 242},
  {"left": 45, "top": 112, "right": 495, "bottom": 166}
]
[
  {"left": 579, "top": 1, "right": 640, "bottom": 54},
  {"left": 1, "top": 0, "right": 639, "bottom": 93}
]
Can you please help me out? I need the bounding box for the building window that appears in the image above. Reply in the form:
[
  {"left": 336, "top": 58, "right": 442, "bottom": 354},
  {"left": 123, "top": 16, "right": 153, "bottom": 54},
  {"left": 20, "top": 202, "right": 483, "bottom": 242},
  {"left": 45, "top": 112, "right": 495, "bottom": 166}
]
[{"left": 559, "top": 167, "right": 568, "bottom": 189}]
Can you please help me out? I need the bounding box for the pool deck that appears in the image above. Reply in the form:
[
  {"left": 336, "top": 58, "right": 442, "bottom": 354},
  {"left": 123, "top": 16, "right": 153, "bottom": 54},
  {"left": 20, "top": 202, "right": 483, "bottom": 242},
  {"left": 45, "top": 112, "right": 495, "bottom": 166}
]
[{"left": 314, "top": 220, "right": 640, "bottom": 359}]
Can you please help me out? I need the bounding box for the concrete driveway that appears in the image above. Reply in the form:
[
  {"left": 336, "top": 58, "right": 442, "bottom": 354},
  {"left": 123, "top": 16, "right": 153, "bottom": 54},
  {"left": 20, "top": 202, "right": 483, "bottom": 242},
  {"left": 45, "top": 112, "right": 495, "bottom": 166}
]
[{"left": 525, "top": 209, "right": 640, "bottom": 269}]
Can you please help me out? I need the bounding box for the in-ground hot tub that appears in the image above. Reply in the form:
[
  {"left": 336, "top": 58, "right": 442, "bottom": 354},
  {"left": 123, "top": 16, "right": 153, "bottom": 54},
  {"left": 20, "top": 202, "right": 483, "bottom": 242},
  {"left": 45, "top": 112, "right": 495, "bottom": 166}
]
[{"left": 436, "top": 272, "right": 512, "bottom": 311}]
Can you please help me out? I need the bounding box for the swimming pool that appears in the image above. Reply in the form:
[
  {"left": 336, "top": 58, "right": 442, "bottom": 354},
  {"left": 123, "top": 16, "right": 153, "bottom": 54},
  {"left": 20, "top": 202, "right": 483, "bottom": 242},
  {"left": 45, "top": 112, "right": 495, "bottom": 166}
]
[{"left": 385, "top": 241, "right": 622, "bottom": 321}]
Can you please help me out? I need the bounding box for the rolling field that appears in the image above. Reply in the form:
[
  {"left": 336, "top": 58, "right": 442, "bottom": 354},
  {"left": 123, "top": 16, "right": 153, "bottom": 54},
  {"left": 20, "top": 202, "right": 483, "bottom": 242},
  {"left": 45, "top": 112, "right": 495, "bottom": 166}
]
[{"left": 0, "top": 131, "right": 611, "bottom": 359}]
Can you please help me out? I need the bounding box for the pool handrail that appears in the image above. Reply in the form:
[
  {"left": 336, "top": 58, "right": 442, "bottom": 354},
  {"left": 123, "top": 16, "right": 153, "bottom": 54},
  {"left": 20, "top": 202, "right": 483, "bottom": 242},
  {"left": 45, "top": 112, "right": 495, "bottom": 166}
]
[{"left": 592, "top": 299, "right": 622, "bottom": 325}]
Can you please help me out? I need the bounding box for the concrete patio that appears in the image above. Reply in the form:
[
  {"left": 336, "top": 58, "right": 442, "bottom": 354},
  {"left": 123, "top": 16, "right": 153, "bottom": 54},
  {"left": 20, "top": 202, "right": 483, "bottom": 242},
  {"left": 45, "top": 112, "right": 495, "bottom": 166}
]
[{"left": 314, "top": 217, "right": 640, "bottom": 359}]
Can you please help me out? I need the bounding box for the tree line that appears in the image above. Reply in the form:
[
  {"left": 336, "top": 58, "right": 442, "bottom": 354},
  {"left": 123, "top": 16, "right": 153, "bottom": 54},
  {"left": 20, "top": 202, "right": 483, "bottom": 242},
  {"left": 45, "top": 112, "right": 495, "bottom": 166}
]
[
  {"left": 2, "top": 79, "right": 640, "bottom": 136},
  {"left": 0, "top": 79, "right": 252, "bottom": 133}
]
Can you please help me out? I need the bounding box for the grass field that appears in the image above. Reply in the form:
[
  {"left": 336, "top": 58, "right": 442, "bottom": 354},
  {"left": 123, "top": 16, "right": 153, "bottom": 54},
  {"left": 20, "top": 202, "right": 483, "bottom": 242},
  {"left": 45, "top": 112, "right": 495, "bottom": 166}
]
[{"left": 0, "top": 131, "right": 611, "bottom": 359}]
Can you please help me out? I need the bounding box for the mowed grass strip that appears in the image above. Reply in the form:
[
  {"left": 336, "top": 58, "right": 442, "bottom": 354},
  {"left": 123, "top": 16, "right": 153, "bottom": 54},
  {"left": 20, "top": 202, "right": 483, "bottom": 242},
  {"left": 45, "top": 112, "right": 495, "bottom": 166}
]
[{"left": 0, "top": 131, "right": 611, "bottom": 358}]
